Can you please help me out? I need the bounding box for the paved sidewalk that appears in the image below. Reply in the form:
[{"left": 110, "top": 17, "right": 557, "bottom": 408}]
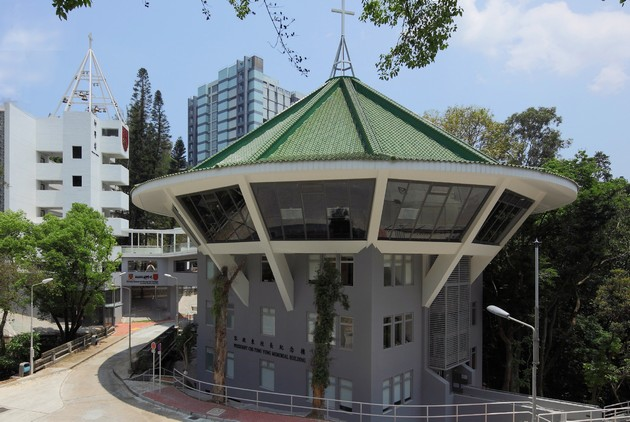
[{"left": 18, "top": 321, "right": 319, "bottom": 421}]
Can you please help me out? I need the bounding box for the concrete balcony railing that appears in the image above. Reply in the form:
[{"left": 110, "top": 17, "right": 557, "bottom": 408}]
[
  {"left": 101, "top": 164, "right": 129, "bottom": 185},
  {"left": 101, "top": 191, "right": 129, "bottom": 210},
  {"left": 36, "top": 163, "right": 63, "bottom": 182}
]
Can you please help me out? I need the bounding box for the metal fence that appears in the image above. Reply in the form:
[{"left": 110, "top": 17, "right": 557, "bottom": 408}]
[
  {"left": 170, "top": 369, "right": 539, "bottom": 422},
  {"left": 34, "top": 326, "right": 115, "bottom": 372}
]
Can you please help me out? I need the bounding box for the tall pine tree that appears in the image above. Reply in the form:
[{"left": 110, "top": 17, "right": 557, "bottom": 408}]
[
  {"left": 170, "top": 137, "right": 187, "bottom": 173},
  {"left": 125, "top": 69, "right": 173, "bottom": 230}
]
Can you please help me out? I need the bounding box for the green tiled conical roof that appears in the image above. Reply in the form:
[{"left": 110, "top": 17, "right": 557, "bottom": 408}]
[{"left": 195, "top": 77, "right": 496, "bottom": 170}]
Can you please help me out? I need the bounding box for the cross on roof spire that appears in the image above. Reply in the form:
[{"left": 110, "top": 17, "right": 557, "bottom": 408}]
[{"left": 330, "top": 0, "right": 355, "bottom": 78}]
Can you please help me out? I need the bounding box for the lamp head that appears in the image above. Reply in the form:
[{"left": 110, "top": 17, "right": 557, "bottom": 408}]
[
  {"left": 487, "top": 305, "right": 510, "bottom": 319},
  {"left": 42, "top": 277, "right": 53, "bottom": 284}
]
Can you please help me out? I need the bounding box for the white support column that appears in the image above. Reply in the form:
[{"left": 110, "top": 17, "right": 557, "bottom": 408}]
[
  {"left": 266, "top": 252, "right": 295, "bottom": 311},
  {"left": 422, "top": 253, "right": 462, "bottom": 307}
]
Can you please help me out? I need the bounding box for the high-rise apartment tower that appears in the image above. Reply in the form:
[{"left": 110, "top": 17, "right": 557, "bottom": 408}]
[{"left": 187, "top": 56, "right": 302, "bottom": 166}]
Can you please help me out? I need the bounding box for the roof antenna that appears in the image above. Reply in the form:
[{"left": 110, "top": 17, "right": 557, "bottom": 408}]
[
  {"left": 52, "top": 33, "right": 125, "bottom": 122},
  {"left": 330, "top": 0, "right": 355, "bottom": 78}
]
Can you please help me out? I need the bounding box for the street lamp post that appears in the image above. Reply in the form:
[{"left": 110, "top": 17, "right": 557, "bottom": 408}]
[
  {"left": 487, "top": 305, "right": 538, "bottom": 422},
  {"left": 119, "top": 272, "right": 132, "bottom": 372},
  {"left": 30, "top": 277, "right": 53, "bottom": 374},
  {"left": 164, "top": 274, "right": 179, "bottom": 328}
]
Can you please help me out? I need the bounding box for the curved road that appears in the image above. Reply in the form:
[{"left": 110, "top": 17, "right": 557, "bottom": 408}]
[{"left": 0, "top": 324, "right": 186, "bottom": 421}]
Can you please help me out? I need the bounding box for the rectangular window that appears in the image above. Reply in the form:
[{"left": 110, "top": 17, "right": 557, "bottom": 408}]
[
  {"left": 175, "top": 259, "right": 198, "bottom": 273},
  {"left": 394, "top": 315, "right": 403, "bottom": 346},
  {"left": 260, "top": 359, "right": 275, "bottom": 391},
  {"left": 340, "top": 255, "right": 354, "bottom": 286},
  {"left": 405, "top": 313, "right": 413, "bottom": 343},
  {"left": 206, "top": 347, "right": 214, "bottom": 372},
  {"left": 339, "top": 378, "right": 353, "bottom": 412},
  {"left": 227, "top": 303, "right": 235, "bottom": 329},
  {"left": 340, "top": 316, "right": 353, "bottom": 350},
  {"left": 206, "top": 300, "right": 214, "bottom": 325},
  {"left": 384, "top": 313, "right": 412, "bottom": 349},
  {"left": 227, "top": 351, "right": 235, "bottom": 379},
  {"left": 383, "top": 371, "right": 413, "bottom": 410},
  {"left": 404, "top": 371, "right": 412, "bottom": 402},
  {"left": 72, "top": 146, "right": 82, "bottom": 159},
  {"left": 471, "top": 346, "right": 477, "bottom": 370},
  {"left": 382, "top": 379, "right": 392, "bottom": 412},
  {"left": 72, "top": 175, "right": 82, "bottom": 187},
  {"left": 261, "top": 307, "right": 275, "bottom": 336},
  {"left": 308, "top": 312, "right": 336, "bottom": 345},
  {"left": 393, "top": 374, "right": 402, "bottom": 405},
  {"left": 261, "top": 256, "right": 275, "bottom": 282},
  {"left": 309, "top": 254, "right": 354, "bottom": 286},
  {"left": 383, "top": 316, "right": 392, "bottom": 349},
  {"left": 471, "top": 301, "right": 477, "bottom": 326},
  {"left": 102, "top": 128, "right": 119, "bottom": 137},
  {"left": 384, "top": 255, "right": 413, "bottom": 286},
  {"left": 307, "top": 312, "right": 316, "bottom": 343}
]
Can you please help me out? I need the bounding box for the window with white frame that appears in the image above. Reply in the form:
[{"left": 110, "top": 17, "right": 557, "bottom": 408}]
[
  {"left": 308, "top": 312, "right": 336, "bottom": 345},
  {"left": 339, "top": 378, "right": 353, "bottom": 412},
  {"left": 206, "top": 347, "right": 214, "bottom": 372},
  {"left": 384, "top": 313, "right": 413, "bottom": 349},
  {"left": 260, "top": 359, "right": 275, "bottom": 390},
  {"left": 340, "top": 316, "right": 353, "bottom": 350},
  {"left": 227, "top": 351, "right": 235, "bottom": 379},
  {"left": 206, "top": 300, "right": 213, "bottom": 326},
  {"left": 261, "top": 307, "right": 276, "bottom": 336},
  {"left": 227, "top": 303, "right": 235, "bottom": 329},
  {"left": 383, "top": 254, "right": 413, "bottom": 286},
  {"left": 383, "top": 370, "right": 412, "bottom": 412},
  {"left": 207, "top": 301, "right": 234, "bottom": 329},
  {"left": 309, "top": 254, "right": 354, "bottom": 286},
  {"left": 307, "top": 372, "right": 337, "bottom": 409},
  {"left": 382, "top": 379, "right": 392, "bottom": 411}
]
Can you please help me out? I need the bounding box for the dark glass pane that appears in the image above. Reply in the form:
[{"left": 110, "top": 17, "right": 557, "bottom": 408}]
[
  {"left": 177, "top": 185, "right": 256, "bottom": 243},
  {"left": 252, "top": 179, "right": 374, "bottom": 241},
  {"left": 474, "top": 190, "right": 533, "bottom": 245},
  {"left": 380, "top": 180, "right": 491, "bottom": 242}
]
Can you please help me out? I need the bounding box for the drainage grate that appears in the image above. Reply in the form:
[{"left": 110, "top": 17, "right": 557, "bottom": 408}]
[{"left": 207, "top": 408, "right": 226, "bottom": 416}]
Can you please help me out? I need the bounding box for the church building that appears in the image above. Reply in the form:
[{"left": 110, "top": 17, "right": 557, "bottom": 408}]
[{"left": 131, "top": 7, "right": 578, "bottom": 418}]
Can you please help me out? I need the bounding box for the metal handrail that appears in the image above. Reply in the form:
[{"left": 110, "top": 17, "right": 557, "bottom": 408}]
[{"left": 170, "top": 369, "right": 537, "bottom": 421}]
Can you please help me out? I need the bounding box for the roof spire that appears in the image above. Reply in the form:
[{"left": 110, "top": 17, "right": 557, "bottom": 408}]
[
  {"left": 330, "top": 0, "right": 355, "bottom": 78},
  {"left": 52, "top": 34, "right": 124, "bottom": 122}
]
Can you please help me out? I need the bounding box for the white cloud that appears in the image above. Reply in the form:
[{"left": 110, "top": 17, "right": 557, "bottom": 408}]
[
  {"left": 457, "top": 0, "right": 630, "bottom": 92},
  {"left": 0, "top": 28, "right": 59, "bottom": 102},
  {"left": 589, "top": 64, "right": 629, "bottom": 94}
]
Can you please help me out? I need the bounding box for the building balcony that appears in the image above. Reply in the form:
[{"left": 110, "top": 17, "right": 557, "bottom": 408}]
[
  {"left": 107, "top": 217, "right": 129, "bottom": 237},
  {"left": 101, "top": 164, "right": 129, "bottom": 185},
  {"left": 101, "top": 190, "right": 129, "bottom": 210},
  {"left": 100, "top": 125, "right": 129, "bottom": 159},
  {"left": 36, "top": 190, "right": 63, "bottom": 208},
  {"left": 36, "top": 163, "right": 63, "bottom": 182}
]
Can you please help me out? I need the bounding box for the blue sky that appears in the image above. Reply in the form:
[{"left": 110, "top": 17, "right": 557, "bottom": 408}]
[{"left": 2, "top": 0, "right": 629, "bottom": 179}]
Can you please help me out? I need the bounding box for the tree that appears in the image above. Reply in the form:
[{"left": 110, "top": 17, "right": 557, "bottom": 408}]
[
  {"left": 170, "top": 137, "right": 187, "bottom": 173},
  {"left": 211, "top": 264, "right": 244, "bottom": 403},
  {"left": 503, "top": 107, "right": 572, "bottom": 168},
  {"left": 423, "top": 106, "right": 508, "bottom": 160},
  {"left": 125, "top": 70, "right": 173, "bottom": 230},
  {"left": 484, "top": 151, "right": 630, "bottom": 403},
  {"left": 51, "top": 1, "right": 628, "bottom": 78},
  {"left": 149, "top": 90, "right": 173, "bottom": 178},
  {"left": 175, "top": 322, "right": 197, "bottom": 372},
  {"left": 309, "top": 260, "right": 349, "bottom": 418},
  {"left": 34, "top": 203, "right": 118, "bottom": 342},
  {"left": 361, "top": 0, "right": 462, "bottom": 79},
  {"left": 0, "top": 211, "right": 38, "bottom": 354}
]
